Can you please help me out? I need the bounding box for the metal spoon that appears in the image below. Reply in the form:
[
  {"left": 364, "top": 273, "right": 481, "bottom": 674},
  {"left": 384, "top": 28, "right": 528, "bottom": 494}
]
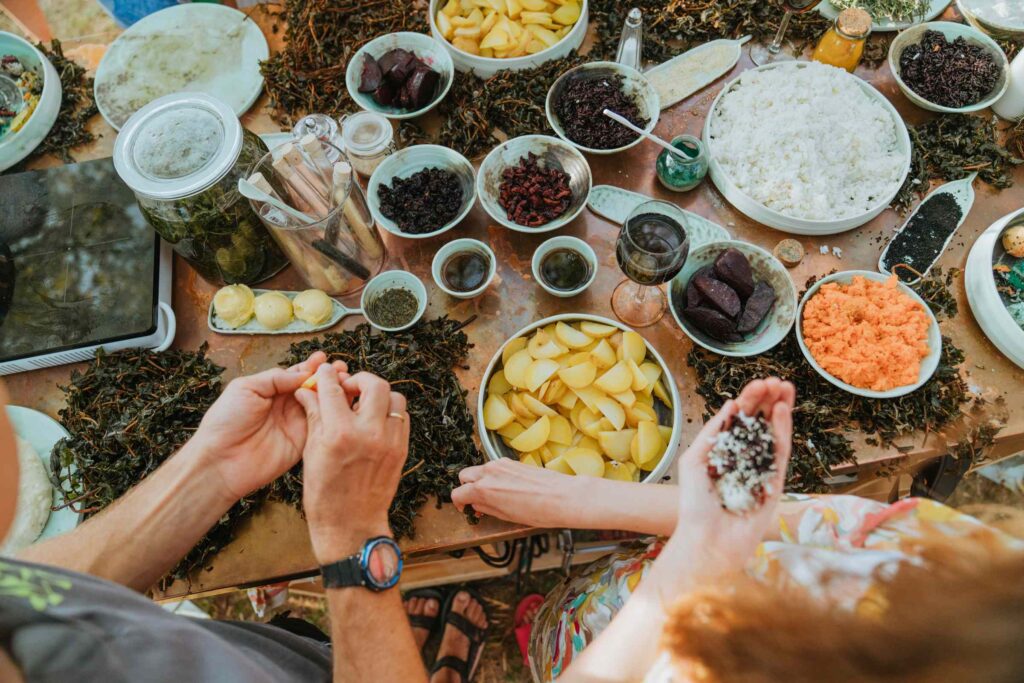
[
  {"left": 602, "top": 108, "right": 683, "bottom": 159},
  {"left": 237, "top": 178, "right": 316, "bottom": 225}
]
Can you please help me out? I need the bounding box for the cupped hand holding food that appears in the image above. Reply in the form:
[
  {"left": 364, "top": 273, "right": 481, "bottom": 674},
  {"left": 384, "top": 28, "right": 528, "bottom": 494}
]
[
  {"left": 295, "top": 368, "right": 411, "bottom": 564},
  {"left": 663, "top": 377, "right": 794, "bottom": 581},
  {"left": 190, "top": 351, "right": 343, "bottom": 502}
]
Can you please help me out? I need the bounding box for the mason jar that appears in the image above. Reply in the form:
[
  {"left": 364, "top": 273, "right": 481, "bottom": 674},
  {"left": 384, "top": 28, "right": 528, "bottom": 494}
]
[{"left": 113, "top": 93, "right": 288, "bottom": 285}]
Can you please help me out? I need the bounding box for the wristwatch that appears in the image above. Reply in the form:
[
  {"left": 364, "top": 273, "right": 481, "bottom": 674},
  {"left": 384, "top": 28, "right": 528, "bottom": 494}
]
[{"left": 320, "top": 536, "right": 403, "bottom": 591}]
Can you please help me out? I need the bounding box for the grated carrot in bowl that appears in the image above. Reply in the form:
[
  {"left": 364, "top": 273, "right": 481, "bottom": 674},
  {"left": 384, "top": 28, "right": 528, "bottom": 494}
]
[{"left": 802, "top": 275, "right": 931, "bottom": 392}]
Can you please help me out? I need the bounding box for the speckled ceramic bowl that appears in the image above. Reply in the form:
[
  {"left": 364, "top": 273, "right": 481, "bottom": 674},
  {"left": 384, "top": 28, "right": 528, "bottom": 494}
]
[
  {"left": 477, "top": 135, "right": 591, "bottom": 234},
  {"left": 668, "top": 240, "right": 797, "bottom": 357},
  {"left": 795, "top": 270, "right": 942, "bottom": 399}
]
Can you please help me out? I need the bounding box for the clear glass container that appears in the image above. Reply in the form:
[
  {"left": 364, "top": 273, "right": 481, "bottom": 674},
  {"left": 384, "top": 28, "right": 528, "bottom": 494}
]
[
  {"left": 655, "top": 135, "right": 708, "bottom": 192},
  {"left": 812, "top": 8, "right": 871, "bottom": 73},
  {"left": 113, "top": 93, "right": 288, "bottom": 285},
  {"left": 340, "top": 111, "right": 395, "bottom": 177},
  {"left": 247, "top": 139, "right": 386, "bottom": 297},
  {"left": 292, "top": 113, "right": 345, "bottom": 163}
]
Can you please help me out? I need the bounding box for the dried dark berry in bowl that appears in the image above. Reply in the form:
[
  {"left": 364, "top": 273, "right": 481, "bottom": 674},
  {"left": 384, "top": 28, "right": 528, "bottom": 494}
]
[
  {"left": 898, "top": 30, "right": 1001, "bottom": 109},
  {"left": 378, "top": 167, "right": 464, "bottom": 235},
  {"left": 498, "top": 152, "right": 573, "bottom": 228}
]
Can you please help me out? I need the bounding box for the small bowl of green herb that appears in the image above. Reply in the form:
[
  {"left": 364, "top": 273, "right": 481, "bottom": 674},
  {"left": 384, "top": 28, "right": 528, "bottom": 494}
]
[{"left": 361, "top": 270, "right": 428, "bottom": 332}]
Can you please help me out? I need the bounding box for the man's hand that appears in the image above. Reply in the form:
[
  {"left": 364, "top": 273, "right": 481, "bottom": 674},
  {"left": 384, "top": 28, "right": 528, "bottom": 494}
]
[
  {"left": 294, "top": 367, "right": 411, "bottom": 564},
  {"left": 188, "top": 352, "right": 346, "bottom": 502}
]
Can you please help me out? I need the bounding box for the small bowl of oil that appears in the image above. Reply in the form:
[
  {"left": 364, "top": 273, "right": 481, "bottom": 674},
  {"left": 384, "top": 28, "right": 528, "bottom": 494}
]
[
  {"left": 531, "top": 235, "right": 597, "bottom": 298},
  {"left": 431, "top": 238, "right": 496, "bottom": 299}
]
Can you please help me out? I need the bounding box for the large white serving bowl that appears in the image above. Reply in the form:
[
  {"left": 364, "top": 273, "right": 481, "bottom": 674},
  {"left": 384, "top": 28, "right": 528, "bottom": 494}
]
[
  {"left": 702, "top": 62, "right": 911, "bottom": 236},
  {"left": 956, "top": 0, "right": 1024, "bottom": 39},
  {"left": 795, "top": 271, "right": 942, "bottom": 399},
  {"left": 367, "top": 144, "right": 477, "bottom": 239},
  {"left": 965, "top": 208, "right": 1024, "bottom": 370},
  {"left": 345, "top": 32, "right": 455, "bottom": 121},
  {"left": 889, "top": 22, "right": 1010, "bottom": 114},
  {"left": 0, "top": 32, "right": 61, "bottom": 172},
  {"left": 477, "top": 314, "right": 683, "bottom": 484},
  {"left": 428, "top": 0, "right": 588, "bottom": 78}
]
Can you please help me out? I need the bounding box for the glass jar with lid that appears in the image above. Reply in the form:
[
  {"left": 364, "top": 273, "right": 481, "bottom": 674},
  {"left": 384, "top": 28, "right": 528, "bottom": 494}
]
[
  {"left": 340, "top": 111, "right": 395, "bottom": 177},
  {"left": 812, "top": 8, "right": 871, "bottom": 73},
  {"left": 113, "top": 92, "right": 288, "bottom": 286}
]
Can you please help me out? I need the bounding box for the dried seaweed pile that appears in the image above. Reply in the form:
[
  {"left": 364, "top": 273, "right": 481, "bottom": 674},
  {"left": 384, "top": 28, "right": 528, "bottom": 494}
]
[
  {"left": 28, "top": 40, "right": 98, "bottom": 164},
  {"left": 50, "top": 345, "right": 263, "bottom": 582},
  {"left": 688, "top": 269, "right": 979, "bottom": 493},
  {"left": 280, "top": 317, "right": 482, "bottom": 539},
  {"left": 893, "top": 114, "right": 1024, "bottom": 212}
]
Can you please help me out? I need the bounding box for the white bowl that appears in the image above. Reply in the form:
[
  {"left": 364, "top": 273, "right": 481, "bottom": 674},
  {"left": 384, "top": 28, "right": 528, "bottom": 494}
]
[
  {"left": 531, "top": 236, "right": 598, "bottom": 298},
  {"left": 360, "top": 270, "right": 428, "bottom": 332},
  {"left": 477, "top": 313, "right": 683, "bottom": 484},
  {"left": 702, "top": 62, "right": 911, "bottom": 236},
  {"left": 345, "top": 32, "right": 455, "bottom": 121},
  {"left": 428, "top": 0, "right": 588, "bottom": 79},
  {"left": 888, "top": 22, "right": 1010, "bottom": 114},
  {"left": 668, "top": 240, "right": 797, "bottom": 358},
  {"left": 956, "top": 0, "right": 1024, "bottom": 39},
  {"left": 0, "top": 32, "right": 61, "bottom": 172},
  {"left": 795, "top": 270, "right": 942, "bottom": 398},
  {"left": 965, "top": 208, "right": 1024, "bottom": 369},
  {"left": 477, "top": 134, "right": 591, "bottom": 234},
  {"left": 431, "top": 238, "right": 496, "bottom": 299},
  {"left": 367, "top": 144, "right": 477, "bottom": 239},
  {"left": 546, "top": 61, "right": 660, "bottom": 156}
]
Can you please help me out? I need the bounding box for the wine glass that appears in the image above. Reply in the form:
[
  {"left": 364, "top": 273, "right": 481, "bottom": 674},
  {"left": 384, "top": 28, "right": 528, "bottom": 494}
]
[
  {"left": 750, "top": 0, "right": 824, "bottom": 66},
  {"left": 612, "top": 200, "right": 690, "bottom": 328}
]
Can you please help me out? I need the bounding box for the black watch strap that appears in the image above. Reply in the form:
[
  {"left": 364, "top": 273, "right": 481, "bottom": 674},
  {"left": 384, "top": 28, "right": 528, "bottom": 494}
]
[{"left": 320, "top": 555, "right": 365, "bottom": 589}]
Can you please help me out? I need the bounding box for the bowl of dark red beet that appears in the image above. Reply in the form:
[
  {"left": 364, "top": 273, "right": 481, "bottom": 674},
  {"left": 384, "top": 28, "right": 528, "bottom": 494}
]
[
  {"left": 367, "top": 144, "right": 477, "bottom": 240},
  {"left": 476, "top": 134, "right": 592, "bottom": 234},
  {"left": 668, "top": 240, "right": 797, "bottom": 357},
  {"left": 888, "top": 22, "right": 1009, "bottom": 115},
  {"left": 345, "top": 32, "right": 455, "bottom": 120}
]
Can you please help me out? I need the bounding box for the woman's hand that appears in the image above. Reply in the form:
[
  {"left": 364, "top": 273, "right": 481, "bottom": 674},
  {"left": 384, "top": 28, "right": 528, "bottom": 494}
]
[
  {"left": 662, "top": 378, "right": 794, "bottom": 580},
  {"left": 452, "top": 458, "right": 581, "bottom": 529},
  {"left": 294, "top": 368, "right": 411, "bottom": 564},
  {"left": 187, "top": 352, "right": 346, "bottom": 502}
]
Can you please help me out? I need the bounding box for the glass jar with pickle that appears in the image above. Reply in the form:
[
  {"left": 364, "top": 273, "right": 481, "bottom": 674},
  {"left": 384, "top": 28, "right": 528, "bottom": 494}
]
[{"left": 113, "top": 93, "right": 288, "bottom": 285}]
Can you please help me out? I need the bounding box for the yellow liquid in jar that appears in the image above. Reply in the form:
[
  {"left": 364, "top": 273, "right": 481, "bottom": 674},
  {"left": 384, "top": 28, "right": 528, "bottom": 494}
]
[{"left": 812, "top": 28, "right": 865, "bottom": 73}]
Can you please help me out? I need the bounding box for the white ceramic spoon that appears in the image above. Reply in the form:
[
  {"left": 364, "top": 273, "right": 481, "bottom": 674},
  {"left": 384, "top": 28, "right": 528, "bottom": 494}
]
[{"left": 237, "top": 178, "right": 317, "bottom": 225}]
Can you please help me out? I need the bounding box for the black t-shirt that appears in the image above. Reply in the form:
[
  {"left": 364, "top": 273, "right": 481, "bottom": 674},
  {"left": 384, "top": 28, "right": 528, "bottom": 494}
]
[{"left": 0, "top": 557, "right": 331, "bottom": 682}]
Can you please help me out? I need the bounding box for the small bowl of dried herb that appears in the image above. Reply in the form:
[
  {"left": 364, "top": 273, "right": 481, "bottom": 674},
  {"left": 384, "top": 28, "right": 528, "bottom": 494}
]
[
  {"left": 545, "top": 61, "right": 660, "bottom": 155},
  {"left": 360, "top": 270, "right": 428, "bottom": 332},
  {"left": 888, "top": 22, "right": 1009, "bottom": 114},
  {"left": 367, "top": 143, "right": 477, "bottom": 240},
  {"left": 477, "top": 134, "right": 591, "bottom": 234}
]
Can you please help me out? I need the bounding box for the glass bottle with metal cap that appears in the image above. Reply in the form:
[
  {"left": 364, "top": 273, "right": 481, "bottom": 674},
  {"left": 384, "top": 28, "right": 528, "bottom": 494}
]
[
  {"left": 340, "top": 111, "right": 395, "bottom": 178},
  {"left": 113, "top": 92, "right": 288, "bottom": 286},
  {"left": 812, "top": 8, "right": 872, "bottom": 73}
]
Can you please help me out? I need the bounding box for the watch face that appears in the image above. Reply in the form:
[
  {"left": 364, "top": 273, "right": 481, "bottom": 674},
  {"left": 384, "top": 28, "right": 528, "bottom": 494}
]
[{"left": 366, "top": 539, "right": 402, "bottom": 588}]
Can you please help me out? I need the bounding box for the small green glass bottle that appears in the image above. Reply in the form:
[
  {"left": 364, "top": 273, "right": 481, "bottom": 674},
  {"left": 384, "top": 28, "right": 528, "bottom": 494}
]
[{"left": 656, "top": 135, "right": 708, "bottom": 192}]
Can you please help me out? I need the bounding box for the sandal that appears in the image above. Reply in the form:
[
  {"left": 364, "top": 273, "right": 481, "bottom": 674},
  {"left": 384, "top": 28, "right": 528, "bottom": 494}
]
[
  {"left": 514, "top": 594, "right": 545, "bottom": 666},
  {"left": 430, "top": 587, "right": 490, "bottom": 683},
  {"left": 403, "top": 588, "right": 445, "bottom": 635}
]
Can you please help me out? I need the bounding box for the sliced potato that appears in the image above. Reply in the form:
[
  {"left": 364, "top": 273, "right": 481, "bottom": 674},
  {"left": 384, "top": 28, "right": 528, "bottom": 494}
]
[
  {"left": 442, "top": 0, "right": 461, "bottom": 16},
  {"left": 634, "top": 420, "right": 663, "bottom": 469},
  {"left": 525, "top": 358, "right": 560, "bottom": 392},
  {"left": 638, "top": 362, "right": 662, "bottom": 391},
  {"left": 611, "top": 389, "right": 636, "bottom": 408},
  {"left": 503, "top": 349, "right": 533, "bottom": 389},
  {"left": 522, "top": 393, "right": 558, "bottom": 417},
  {"left": 436, "top": 11, "right": 456, "bottom": 40},
  {"left": 508, "top": 392, "right": 534, "bottom": 420},
  {"left": 564, "top": 447, "right": 604, "bottom": 477},
  {"left": 542, "top": 379, "right": 567, "bottom": 404},
  {"left": 571, "top": 385, "right": 603, "bottom": 412},
  {"left": 497, "top": 421, "right": 525, "bottom": 440},
  {"left": 658, "top": 424, "right": 673, "bottom": 444},
  {"left": 598, "top": 429, "right": 635, "bottom": 462},
  {"left": 502, "top": 337, "right": 528, "bottom": 366},
  {"left": 590, "top": 339, "right": 617, "bottom": 370},
  {"left": 519, "top": 0, "right": 548, "bottom": 10},
  {"left": 576, "top": 434, "right": 600, "bottom": 452},
  {"left": 595, "top": 395, "right": 626, "bottom": 431},
  {"left": 619, "top": 331, "right": 646, "bottom": 366},
  {"left": 603, "top": 459, "right": 633, "bottom": 481},
  {"left": 548, "top": 414, "right": 574, "bottom": 445},
  {"left": 545, "top": 454, "right": 574, "bottom": 474},
  {"left": 558, "top": 361, "right": 596, "bottom": 389},
  {"left": 488, "top": 370, "right": 513, "bottom": 396},
  {"left": 555, "top": 321, "right": 593, "bottom": 349},
  {"left": 483, "top": 394, "right": 515, "bottom": 430},
  {"left": 594, "top": 361, "right": 633, "bottom": 394},
  {"left": 556, "top": 389, "right": 578, "bottom": 410},
  {"left": 635, "top": 391, "right": 654, "bottom": 407},
  {"left": 552, "top": 0, "right": 580, "bottom": 24},
  {"left": 520, "top": 451, "right": 543, "bottom": 467},
  {"left": 626, "top": 402, "right": 657, "bottom": 428},
  {"left": 580, "top": 321, "right": 617, "bottom": 338},
  {"left": 510, "top": 415, "right": 550, "bottom": 452},
  {"left": 653, "top": 379, "right": 673, "bottom": 408},
  {"left": 506, "top": 0, "right": 523, "bottom": 17},
  {"left": 626, "top": 359, "right": 648, "bottom": 392}
]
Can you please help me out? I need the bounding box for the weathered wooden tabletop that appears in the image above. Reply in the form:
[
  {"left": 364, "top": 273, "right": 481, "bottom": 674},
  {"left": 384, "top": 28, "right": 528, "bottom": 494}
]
[{"left": 5, "top": 6, "right": 1023, "bottom": 599}]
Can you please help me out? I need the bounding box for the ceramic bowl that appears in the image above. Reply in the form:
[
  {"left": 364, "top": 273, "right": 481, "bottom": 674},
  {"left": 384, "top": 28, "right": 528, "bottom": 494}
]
[
  {"left": 819, "top": 0, "right": 951, "bottom": 32},
  {"left": 360, "top": 270, "right": 428, "bottom": 332},
  {"left": 546, "top": 61, "right": 660, "bottom": 155},
  {"left": 367, "top": 144, "right": 477, "bottom": 239},
  {"left": 795, "top": 270, "right": 942, "bottom": 399},
  {"left": 702, "top": 62, "right": 911, "bottom": 236},
  {"left": 477, "top": 135, "right": 591, "bottom": 234},
  {"left": 0, "top": 32, "right": 61, "bottom": 172},
  {"left": 477, "top": 313, "right": 683, "bottom": 484},
  {"left": 531, "top": 236, "right": 598, "bottom": 298},
  {"left": 965, "top": 208, "right": 1024, "bottom": 369},
  {"left": 431, "top": 238, "right": 497, "bottom": 299},
  {"left": 428, "top": 0, "right": 589, "bottom": 79},
  {"left": 668, "top": 240, "right": 797, "bottom": 358},
  {"left": 889, "top": 22, "right": 1010, "bottom": 114},
  {"left": 345, "top": 32, "right": 455, "bottom": 121},
  {"left": 956, "top": 0, "right": 1024, "bottom": 40}
]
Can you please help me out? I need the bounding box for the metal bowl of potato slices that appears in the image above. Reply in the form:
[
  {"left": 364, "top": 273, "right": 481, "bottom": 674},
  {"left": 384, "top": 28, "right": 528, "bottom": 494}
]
[{"left": 477, "top": 313, "right": 682, "bottom": 484}]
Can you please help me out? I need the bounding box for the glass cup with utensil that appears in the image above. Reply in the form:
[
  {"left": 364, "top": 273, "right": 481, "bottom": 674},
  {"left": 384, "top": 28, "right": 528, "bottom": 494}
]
[{"left": 749, "top": 0, "right": 824, "bottom": 65}]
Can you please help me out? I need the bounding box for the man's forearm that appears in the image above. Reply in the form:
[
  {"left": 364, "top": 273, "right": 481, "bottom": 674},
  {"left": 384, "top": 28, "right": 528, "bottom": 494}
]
[
  {"left": 328, "top": 588, "right": 427, "bottom": 683},
  {"left": 17, "top": 440, "right": 235, "bottom": 592}
]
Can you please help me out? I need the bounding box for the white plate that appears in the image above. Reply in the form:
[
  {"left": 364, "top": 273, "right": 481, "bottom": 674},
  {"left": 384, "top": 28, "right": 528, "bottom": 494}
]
[
  {"left": 966, "top": 208, "right": 1024, "bottom": 370},
  {"left": 819, "top": 0, "right": 952, "bottom": 31},
  {"left": 94, "top": 4, "right": 268, "bottom": 130},
  {"left": 702, "top": 62, "right": 911, "bottom": 236},
  {"left": 5, "top": 406, "right": 80, "bottom": 542},
  {"left": 208, "top": 289, "right": 361, "bottom": 335},
  {"left": 956, "top": 0, "right": 1024, "bottom": 37}
]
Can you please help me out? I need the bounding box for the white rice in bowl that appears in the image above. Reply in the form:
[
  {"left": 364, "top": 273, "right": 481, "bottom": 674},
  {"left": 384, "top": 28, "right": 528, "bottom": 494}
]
[
  {"left": 1, "top": 436, "right": 52, "bottom": 554},
  {"left": 708, "top": 62, "right": 907, "bottom": 221}
]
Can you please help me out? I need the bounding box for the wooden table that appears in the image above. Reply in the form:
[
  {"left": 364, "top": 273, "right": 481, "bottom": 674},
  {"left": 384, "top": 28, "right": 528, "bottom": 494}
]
[{"left": 6, "top": 7, "right": 1024, "bottom": 599}]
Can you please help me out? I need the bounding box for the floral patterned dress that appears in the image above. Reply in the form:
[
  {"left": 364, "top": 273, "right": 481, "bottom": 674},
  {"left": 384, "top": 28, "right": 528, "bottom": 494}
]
[{"left": 529, "top": 495, "right": 1018, "bottom": 682}]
